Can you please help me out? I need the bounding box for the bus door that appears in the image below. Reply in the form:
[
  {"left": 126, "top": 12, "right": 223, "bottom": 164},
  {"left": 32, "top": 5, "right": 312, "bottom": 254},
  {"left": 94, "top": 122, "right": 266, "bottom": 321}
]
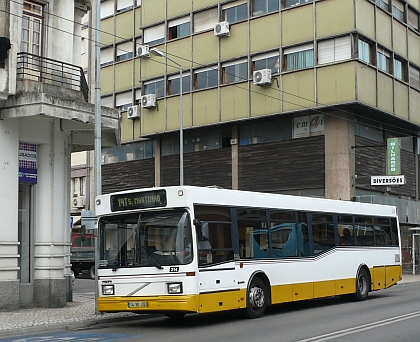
[{"left": 194, "top": 220, "right": 239, "bottom": 313}]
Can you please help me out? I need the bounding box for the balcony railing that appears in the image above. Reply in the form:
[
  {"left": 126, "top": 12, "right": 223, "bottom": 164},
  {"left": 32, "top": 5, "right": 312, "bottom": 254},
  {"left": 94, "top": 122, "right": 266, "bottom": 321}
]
[{"left": 17, "top": 52, "right": 89, "bottom": 102}]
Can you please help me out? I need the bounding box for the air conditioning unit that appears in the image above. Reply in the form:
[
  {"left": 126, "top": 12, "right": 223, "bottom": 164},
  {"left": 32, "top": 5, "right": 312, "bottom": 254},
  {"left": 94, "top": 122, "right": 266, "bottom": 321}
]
[
  {"left": 127, "top": 105, "right": 139, "bottom": 119},
  {"left": 73, "top": 197, "right": 85, "bottom": 209},
  {"left": 140, "top": 94, "right": 156, "bottom": 109},
  {"left": 253, "top": 69, "right": 272, "bottom": 86},
  {"left": 137, "top": 45, "right": 150, "bottom": 58},
  {"left": 214, "top": 21, "right": 230, "bottom": 37}
]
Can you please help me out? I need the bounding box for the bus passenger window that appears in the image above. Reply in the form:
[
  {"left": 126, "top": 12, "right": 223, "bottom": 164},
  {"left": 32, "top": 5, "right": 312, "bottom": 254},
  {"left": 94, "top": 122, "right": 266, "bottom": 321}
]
[{"left": 339, "top": 224, "right": 355, "bottom": 246}]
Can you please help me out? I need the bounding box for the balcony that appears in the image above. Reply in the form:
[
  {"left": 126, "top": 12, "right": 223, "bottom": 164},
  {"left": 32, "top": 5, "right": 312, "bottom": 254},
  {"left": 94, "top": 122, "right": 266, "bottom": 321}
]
[
  {"left": 16, "top": 52, "right": 89, "bottom": 102},
  {"left": 1, "top": 53, "right": 119, "bottom": 152}
]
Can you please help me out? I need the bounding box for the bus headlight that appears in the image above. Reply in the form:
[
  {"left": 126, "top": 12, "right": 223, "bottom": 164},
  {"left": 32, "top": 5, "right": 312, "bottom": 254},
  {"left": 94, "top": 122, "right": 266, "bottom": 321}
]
[
  {"left": 167, "top": 282, "right": 183, "bottom": 294},
  {"left": 102, "top": 285, "right": 114, "bottom": 295}
]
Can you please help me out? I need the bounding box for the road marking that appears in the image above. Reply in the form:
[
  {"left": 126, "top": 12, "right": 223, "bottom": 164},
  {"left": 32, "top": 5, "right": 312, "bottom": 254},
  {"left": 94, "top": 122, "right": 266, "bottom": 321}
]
[{"left": 296, "top": 311, "right": 420, "bottom": 342}]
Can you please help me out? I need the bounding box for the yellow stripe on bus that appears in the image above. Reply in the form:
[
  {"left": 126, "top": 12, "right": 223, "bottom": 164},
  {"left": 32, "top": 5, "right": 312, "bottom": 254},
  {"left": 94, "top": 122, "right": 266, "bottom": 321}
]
[{"left": 98, "top": 265, "right": 401, "bottom": 314}]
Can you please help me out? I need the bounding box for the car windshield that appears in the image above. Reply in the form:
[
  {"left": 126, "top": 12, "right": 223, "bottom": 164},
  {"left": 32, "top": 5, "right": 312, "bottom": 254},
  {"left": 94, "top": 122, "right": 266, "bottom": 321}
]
[{"left": 99, "top": 210, "right": 193, "bottom": 269}]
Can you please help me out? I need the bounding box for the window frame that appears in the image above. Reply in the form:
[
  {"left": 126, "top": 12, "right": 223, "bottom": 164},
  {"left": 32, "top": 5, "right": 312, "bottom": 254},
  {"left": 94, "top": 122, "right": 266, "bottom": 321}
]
[
  {"left": 168, "top": 17, "right": 191, "bottom": 40},
  {"left": 252, "top": 52, "right": 280, "bottom": 74},
  {"left": 143, "top": 78, "right": 165, "bottom": 98},
  {"left": 222, "top": 1, "right": 248, "bottom": 24},
  {"left": 194, "top": 66, "right": 219, "bottom": 90},
  {"left": 251, "top": 0, "right": 279, "bottom": 16},
  {"left": 222, "top": 59, "right": 248, "bottom": 85},
  {"left": 283, "top": 43, "right": 314, "bottom": 71},
  {"left": 167, "top": 73, "right": 191, "bottom": 95}
]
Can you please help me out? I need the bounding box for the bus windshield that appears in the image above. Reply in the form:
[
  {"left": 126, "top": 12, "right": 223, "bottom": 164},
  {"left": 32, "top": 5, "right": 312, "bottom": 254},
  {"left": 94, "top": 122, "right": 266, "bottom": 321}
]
[{"left": 99, "top": 210, "right": 193, "bottom": 269}]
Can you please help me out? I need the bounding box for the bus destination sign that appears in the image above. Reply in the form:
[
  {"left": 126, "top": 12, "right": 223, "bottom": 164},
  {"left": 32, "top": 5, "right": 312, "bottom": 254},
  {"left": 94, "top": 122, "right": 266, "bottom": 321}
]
[{"left": 110, "top": 190, "right": 167, "bottom": 212}]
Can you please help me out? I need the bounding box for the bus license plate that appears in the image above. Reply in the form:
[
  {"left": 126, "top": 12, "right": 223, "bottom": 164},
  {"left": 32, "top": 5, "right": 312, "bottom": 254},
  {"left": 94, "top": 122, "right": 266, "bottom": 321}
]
[{"left": 128, "top": 301, "right": 147, "bottom": 308}]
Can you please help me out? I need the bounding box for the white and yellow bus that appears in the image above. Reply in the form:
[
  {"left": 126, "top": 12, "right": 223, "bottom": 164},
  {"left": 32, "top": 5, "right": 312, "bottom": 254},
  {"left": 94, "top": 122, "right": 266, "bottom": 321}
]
[{"left": 95, "top": 186, "right": 401, "bottom": 318}]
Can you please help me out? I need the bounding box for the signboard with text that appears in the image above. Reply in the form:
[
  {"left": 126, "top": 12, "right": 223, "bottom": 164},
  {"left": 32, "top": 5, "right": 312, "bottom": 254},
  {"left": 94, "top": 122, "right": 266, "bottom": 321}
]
[
  {"left": 371, "top": 175, "right": 405, "bottom": 186},
  {"left": 387, "top": 138, "right": 400, "bottom": 175},
  {"left": 19, "top": 142, "right": 37, "bottom": 184}
]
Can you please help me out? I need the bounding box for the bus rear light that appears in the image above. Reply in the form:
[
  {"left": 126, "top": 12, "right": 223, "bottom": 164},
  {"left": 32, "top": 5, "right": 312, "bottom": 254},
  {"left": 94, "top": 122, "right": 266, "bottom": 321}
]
[
  {"left": 168, "top": 282, "right": 183, "bottom": 294},
  {"left": 102, "top": 285, "right": 114, "bottom": 295}
]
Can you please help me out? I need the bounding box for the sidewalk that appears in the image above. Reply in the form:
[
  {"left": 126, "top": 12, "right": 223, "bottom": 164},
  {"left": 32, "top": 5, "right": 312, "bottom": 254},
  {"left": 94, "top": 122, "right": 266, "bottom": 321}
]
[{"left": 0, "top": 273, "right": 419, "bottom": 339}]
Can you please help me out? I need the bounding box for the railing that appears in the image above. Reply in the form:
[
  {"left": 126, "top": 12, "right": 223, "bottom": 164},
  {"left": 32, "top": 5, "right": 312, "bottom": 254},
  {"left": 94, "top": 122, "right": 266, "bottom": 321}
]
[{"left": 16, "top": 52, "right": 89, "bottom": 102}]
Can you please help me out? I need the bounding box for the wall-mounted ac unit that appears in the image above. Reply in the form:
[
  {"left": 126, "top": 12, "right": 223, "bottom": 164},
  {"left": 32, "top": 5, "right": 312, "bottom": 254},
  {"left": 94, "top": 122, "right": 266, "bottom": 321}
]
[
  {"left": 214, "top": 21, "right": 230, "bottom": 37},
  {"left": 127, "top": 105, "right": 139, "bottom": 119},
  {"left": 141, "top": 94, "right": 156, "bottom": 109},
  {"left": 253, "top": 69, "right": 272, "bottom": 86},
  {"left": 137, "top": 45, "right": 150, "bottom": 58},
  {"left": 73, "top": 197, "right": 85, "bottom": 209}
]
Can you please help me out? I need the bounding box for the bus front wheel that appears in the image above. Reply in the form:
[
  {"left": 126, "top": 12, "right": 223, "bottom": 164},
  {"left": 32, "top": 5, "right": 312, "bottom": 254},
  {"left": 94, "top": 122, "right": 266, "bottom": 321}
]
[
  {"left": 245, "top": 277, "right": 267, "bottom": 318},
  {"left": 355, "top": 268, "right": 369, "bottom": 301}
]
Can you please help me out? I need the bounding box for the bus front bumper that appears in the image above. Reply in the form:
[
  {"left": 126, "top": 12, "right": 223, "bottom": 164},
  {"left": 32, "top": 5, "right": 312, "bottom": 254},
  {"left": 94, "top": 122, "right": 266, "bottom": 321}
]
[{"left": 98, "top": 295, "right": 198, "bottom": 313}]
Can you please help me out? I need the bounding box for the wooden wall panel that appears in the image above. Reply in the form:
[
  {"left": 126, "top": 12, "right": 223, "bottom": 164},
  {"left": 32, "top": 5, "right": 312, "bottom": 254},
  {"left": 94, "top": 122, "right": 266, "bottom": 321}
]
[
  {"left": 238, "top": 136, "right": 325, "bottom": 192},
  {"left": 161, "top": 149, "right": 232, "bottom": 188},
  {"left": 102, "top": 159, "right": 155, "bottom": 194}
]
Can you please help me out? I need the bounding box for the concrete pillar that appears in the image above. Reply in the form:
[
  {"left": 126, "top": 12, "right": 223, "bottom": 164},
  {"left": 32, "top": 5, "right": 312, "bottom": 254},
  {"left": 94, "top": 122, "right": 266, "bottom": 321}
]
[
  {"left": 50, "top": 1, "right": 74, "bottom": 63},
  {"left": 324, "top": 113, "right": 355, "bottom": 200}
]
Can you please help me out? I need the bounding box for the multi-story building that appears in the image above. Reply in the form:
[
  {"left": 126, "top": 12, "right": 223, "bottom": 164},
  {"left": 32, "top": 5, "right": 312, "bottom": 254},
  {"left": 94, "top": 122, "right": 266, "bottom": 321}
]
[
  {"left": 0, "top": 0, "right": 118, "bottom": 309},
  {"left": 98, "top": 0, "right": 420, "bottom": 270}
]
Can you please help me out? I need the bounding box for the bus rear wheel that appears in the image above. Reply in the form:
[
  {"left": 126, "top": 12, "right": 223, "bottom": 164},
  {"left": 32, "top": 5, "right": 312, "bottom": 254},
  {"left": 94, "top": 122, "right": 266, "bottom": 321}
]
[
  {"left": 245, "top": 277, "right": 267, "bottom": 319},
  {"left": 354, "top": 268, "right": 369, "bottom": 301}
]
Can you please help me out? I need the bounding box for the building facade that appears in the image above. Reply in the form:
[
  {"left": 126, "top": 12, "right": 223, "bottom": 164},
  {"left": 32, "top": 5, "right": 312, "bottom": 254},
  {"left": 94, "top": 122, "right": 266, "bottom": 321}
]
[
  {"left": 98, "top": 0, "right": 420, "bottom": 271},
  {"left": 0, "top": 0, "right": 118, "bottom": 310}
]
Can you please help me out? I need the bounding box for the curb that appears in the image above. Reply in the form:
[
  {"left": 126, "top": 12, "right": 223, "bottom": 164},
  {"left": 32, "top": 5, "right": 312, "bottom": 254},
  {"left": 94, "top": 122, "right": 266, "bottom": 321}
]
[{"left": 0, "top": 314, "right": 148, "bottom": 339}]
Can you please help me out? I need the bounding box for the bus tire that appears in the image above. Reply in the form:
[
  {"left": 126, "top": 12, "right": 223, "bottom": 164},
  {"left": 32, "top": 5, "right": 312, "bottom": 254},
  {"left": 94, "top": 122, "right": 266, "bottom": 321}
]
[
  {"left": 354, "top": 268, "right": 369, "bottom": 301},
  {"left": 90, "top": 266, "right": 95, "bottom": 279},
  {"left": 245, "top": 277, "right": 267, "bottom": 319}
]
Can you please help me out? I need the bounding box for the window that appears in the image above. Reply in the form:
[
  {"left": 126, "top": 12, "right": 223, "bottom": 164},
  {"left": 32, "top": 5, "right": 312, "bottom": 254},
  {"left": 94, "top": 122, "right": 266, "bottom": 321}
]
[
  {"left": 117, "top": 0, "right": 133, "bottom": 12},
  {"left": 222, "top": 1, "right": 248, "bottom": 23},
  {"left": 100, "top": 47, "right": 113, "bottom": 66},
  {"left": 355, "top": 216, "right": 374, "bottom": 246},
  {"left": 318, "top": 36, "right": 351, "bottom": 65},
  {"left": 311, "top": 214, "right": 336, "bottom": 254},
  {"left": 183, "top": 130, "right": 222, "bottom": 152},
  {"left": 144, "top": 24, "right": 165, "bottom": 46},
  {"left": 358, "top": 39, "right": 373, "bottom": 64},
  {"left": 408, "top": 7, "right": 419, "bottom": 31},
  {"left": 144, "top": 79, "right": 164, "bottom": 98},
  {"left": 100, "top": 0, "right": 114, "bottom": 19},
  {"left": 102, "top": 141, "right": 154, "bottom": 163},
  {"left": 393, "top": 57, "right": 406, "bottom": 81},
  {"left": 283, "top": 44, "right": 314, "bottom": 71},
  {"left": 392, "top": 0, "right": 405, "bottom": 21},
  {"left": 79, "top": 177, "right": 86, "bottom": 196},
  {"left": 409, "top": 65, "right": 420, "bottom": 89},
  {"left": 116, "top": 92, "right": 132, "bottom": 111},
  {"left": 222, "top": 60, "right": 248, "bottom": 84},
  {"left": 101, "top": 96, "right": 114, "bottom": 108},
  {"left": 377, "top": 47, "right": 390, "bottom": 73},
  {"left": 252, "top": 52, "right": 279, "bottom": 74},
  {"left": 21, "top": 1, "right": 43, "bottom": 57},
  {"left": 168, "top": 74, "right": 190, "bottom": 95},
  {"left": 168, "top": 17, "right": 190, "bottom": 40},
  {"left": 194, "top": 67, "right": 218, "bottom": 90},
  {"left": 239, "top": 119, "right": 292, "bottom": 145},
  {"left": 376, "top": 0, "right": 389, "bottom": 11},
  {"left": 116, "top": 41, "right": 133, "bottom": 62},
  {"left": 252, "top": 0, "right": 279, "bottom": 16},
  {"left": 193, "top": 8, "right": 218, "bottom": 33},
  {"left": 282, "top": 0, "right": 309, "bottom": 9}
]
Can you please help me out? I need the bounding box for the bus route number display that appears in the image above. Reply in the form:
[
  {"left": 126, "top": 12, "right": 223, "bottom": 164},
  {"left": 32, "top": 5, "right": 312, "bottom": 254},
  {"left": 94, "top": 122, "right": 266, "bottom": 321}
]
[{"left": 110, "top": 190, "right": 167, "bottom": 212}]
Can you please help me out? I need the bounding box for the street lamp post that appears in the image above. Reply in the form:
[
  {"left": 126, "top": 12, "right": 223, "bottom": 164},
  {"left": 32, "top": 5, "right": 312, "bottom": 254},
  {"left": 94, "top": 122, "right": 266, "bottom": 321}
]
[{"left": 150, "top": 48, "right": 183, "bottom": 186}]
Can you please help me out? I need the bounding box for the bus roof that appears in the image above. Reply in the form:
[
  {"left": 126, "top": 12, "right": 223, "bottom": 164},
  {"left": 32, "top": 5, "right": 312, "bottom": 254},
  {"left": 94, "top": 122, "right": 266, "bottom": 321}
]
[{"left": 95, "top": 186, "right": 398, "bottom": 219}]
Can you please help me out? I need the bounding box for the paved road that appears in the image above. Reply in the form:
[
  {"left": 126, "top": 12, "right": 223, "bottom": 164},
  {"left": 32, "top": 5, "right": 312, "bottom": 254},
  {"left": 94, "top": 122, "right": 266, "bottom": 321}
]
[{"left": 0, "top": 277, "right": 419, "bottom": 341}]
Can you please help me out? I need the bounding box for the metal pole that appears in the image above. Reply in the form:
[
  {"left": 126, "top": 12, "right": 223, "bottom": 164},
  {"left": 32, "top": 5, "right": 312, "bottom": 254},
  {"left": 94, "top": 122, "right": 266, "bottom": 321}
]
[
  {"left": 94, "top": 0, "right": 101, "bottom": 315},
  {"left": 179, "top": 67, "right": 183, "bottom": 186}
]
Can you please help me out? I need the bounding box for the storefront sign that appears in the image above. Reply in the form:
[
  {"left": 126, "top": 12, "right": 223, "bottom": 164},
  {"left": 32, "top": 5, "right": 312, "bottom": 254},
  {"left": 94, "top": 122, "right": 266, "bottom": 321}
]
[
  {"left": 387, "top": 138, "right": 400, "bottom": 175},
  {"left": 293, "top": 115, "right": 324, "bottom": 138},
  {"left": 371, "top": 175, "right": 405, "bottom": 186},
  {"left": 19, "top": 142, "right": 37, "bottom": 184}
]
